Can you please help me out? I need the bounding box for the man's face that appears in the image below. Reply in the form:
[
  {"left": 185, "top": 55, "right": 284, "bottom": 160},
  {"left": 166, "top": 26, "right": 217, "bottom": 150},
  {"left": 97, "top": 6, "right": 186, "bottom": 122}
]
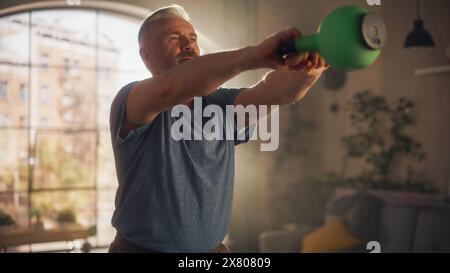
[{"left": 142, "top": 17, "right": 200, "bottom": 74}]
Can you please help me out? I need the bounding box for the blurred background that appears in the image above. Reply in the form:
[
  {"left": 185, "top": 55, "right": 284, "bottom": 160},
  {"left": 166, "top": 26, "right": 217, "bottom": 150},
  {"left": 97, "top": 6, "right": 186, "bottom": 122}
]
[{"left": 0, "top": 0, "right": 449, "bottom": 253}]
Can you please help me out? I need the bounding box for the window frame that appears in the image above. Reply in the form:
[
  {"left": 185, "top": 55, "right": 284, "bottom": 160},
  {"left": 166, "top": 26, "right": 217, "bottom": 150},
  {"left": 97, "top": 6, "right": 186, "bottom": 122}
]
[{"left": 0, "top": 3, "right": 149, "bottom": 250}]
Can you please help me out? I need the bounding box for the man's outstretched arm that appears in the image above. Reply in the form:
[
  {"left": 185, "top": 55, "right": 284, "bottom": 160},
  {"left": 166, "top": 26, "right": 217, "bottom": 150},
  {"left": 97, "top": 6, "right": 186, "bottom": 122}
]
[{"left": 122, "top": 28, "right": 308, "bottom": 136}]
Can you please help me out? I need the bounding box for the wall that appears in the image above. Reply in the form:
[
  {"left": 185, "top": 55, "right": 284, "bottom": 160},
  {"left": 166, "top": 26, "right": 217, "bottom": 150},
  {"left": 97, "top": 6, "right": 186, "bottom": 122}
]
[{"left": 380, "top": 0, "right": 450, "bottom": 194}]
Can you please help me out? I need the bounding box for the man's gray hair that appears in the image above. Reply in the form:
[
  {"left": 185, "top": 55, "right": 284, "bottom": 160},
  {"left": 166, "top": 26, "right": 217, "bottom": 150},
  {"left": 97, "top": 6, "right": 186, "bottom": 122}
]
[{"left": 138, "top": 4, "right": 190, "bottom": 45}]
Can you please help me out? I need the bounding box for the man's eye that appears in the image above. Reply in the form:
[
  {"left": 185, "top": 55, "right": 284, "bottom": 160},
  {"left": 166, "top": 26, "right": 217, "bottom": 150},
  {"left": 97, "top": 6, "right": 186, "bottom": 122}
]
[
  {"left": 168, "top": 34, "right": 179, "bottom": 41},
  {"left": 190, "top": 37, "right": 197, "bottom": 42}
]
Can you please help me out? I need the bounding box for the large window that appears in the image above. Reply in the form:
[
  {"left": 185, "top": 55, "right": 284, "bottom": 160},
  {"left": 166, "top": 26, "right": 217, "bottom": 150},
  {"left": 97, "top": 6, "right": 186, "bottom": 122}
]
[{"left": 0, "top": 8, "right": 148, "bottom": 250}]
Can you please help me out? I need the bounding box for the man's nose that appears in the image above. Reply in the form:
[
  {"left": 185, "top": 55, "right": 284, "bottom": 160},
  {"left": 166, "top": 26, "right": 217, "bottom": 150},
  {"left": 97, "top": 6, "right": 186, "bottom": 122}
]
[{"left": 180, "top": 36, "right": 195, "bottom": 51}]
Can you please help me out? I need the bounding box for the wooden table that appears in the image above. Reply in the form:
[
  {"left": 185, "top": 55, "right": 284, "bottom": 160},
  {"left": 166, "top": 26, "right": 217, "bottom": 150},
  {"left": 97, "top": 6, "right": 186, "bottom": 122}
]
[{"left": 0, "top": 225, "right": 91, "bottom": 252}]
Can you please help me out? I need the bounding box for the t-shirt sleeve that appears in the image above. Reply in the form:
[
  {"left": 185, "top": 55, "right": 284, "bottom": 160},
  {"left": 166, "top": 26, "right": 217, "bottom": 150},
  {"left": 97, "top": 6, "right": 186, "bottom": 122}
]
[
  {"left": 109, "top": 81, "right": 150, "bottom": 146},
  {"left": 204, "top": 87, "right": 254, "bottom": 146},
  {"left": 204, "top": 87, "right": 244, "bottom": 108}
]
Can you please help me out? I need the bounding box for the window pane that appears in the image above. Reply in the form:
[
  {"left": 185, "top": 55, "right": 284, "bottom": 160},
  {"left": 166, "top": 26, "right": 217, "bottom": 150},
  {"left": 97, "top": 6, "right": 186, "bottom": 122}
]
[
  {"left": 0, "top": 13, "right": 29, "bottom": 66},
  {"left": 31, "top": 190, "right": 95, "bottom": 229},
  {"left": 96, "top": 11, "right": 148, "bottom": 129},
  {"left": 97, "top": 189, "right": 115, "bottom": 246},
  {"left": 98, "top": 11, "right": 147, "bottom": 72},
  {"left": 33, "top": 131, "right": 96, "bottom": 189},
  {"left": 97, "top": 69, "right": 117, "bottom": 129},
  {"left": 31, "top": 10, "right": 96, "bottom": 69},
  {"left": 97, "top": 131, "right": 117, "bottom": 189},
  {"left": 31, "top": 67, "right": 96, "bottom": 129},
  {"left": 0, "top": 65, "right": 29, "bottom": 127},
  {"left": 97, "top": 70, "right": 148, "bottom": 129},
  {"left": 0, "top": 129, "right": 28, "bottom": 192},
  {"left": 0, "top": 193, "right": 29, "bottom": 229}
]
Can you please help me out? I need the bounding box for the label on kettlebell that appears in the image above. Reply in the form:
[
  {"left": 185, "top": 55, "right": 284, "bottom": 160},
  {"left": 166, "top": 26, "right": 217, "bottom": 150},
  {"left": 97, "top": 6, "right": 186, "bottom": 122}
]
[{"left": 361, "top": 13, "right": 387, "bottom": 50}]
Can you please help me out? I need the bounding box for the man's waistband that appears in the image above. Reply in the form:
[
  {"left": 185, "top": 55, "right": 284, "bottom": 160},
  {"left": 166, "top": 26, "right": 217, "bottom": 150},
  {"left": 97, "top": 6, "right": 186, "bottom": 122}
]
[{"left": 108, "top": 232, "right": 230, "bottom": 253}]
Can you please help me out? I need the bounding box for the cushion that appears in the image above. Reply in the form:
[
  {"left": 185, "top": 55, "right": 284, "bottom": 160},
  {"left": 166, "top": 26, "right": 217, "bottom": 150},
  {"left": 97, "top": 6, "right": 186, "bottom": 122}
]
[
  {"left": 302, "top": 218, "right": 362, "bottom": 253},
  {"left": 413, "top": 209, "right": 450, "bottom": 253},
  {"left": 326, "top": 190, "right": 383, "bottom": 242},
  {"left": 379, "top": 205, "right": 418, "bottom": 253}
]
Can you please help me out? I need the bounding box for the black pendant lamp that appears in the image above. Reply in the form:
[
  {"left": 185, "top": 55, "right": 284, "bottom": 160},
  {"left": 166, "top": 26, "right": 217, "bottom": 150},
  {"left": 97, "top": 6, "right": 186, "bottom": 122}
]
[{"left": 404, "top": 0, "right": 435, "bottom": 48}]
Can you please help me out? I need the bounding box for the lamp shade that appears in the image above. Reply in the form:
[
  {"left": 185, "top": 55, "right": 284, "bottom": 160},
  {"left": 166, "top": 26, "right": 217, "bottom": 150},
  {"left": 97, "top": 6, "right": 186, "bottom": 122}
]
[{"left": 404, "top": 19, "right": 435, "bottom": 48}]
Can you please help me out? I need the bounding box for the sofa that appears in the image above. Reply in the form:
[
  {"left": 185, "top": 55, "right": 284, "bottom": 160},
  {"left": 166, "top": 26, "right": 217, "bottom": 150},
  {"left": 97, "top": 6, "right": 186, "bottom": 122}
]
[{"left": 259, "top": 189, "right": 450, "bottom": 253}]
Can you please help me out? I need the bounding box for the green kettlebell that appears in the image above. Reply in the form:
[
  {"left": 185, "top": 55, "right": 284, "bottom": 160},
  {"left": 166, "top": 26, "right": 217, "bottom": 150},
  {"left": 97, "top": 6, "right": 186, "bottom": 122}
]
[{"left": 279, "top": 6, "right": 387, "bottom": 71}]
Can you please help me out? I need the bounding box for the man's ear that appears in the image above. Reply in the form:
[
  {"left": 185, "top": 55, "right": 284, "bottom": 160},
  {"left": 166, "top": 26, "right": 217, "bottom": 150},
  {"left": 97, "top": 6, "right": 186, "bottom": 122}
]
[
  {"left": 140, "top": 47, "right": 152, "bottom": 70},
  {"left": 139, "top": 46, "right": 154, "bottom": 73},
  {"left": 139, "top": 47, "right": 148, "bottom": 61}
]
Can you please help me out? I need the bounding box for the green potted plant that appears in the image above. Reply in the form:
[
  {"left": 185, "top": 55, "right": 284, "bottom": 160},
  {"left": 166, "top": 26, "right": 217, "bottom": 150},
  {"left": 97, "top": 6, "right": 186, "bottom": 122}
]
[
  {"left": 56, "top": 208, "right": 77, "bottom": 229},
  {"left": 0, "top": 209, "right": 16, "bottom": 233},
  {"left": 339, "top": 90, "right": 436, "bottom": 194},
  {"left": 30, "top": 208, "right": 44, "bottom": 230}
]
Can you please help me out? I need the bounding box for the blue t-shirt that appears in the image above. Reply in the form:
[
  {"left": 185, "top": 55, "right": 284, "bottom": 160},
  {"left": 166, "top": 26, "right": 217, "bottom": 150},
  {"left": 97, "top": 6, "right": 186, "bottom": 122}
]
[{"left": 109, "top": 82, "right": 248, "bottom": 252}]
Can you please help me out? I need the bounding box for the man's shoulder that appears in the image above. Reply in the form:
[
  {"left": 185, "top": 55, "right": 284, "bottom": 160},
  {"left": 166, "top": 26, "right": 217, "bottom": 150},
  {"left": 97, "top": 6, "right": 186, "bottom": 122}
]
[
  {"left": 112, "top": 81, "right": 140, "bottom": 105},
  {"left": 203, "top": 87, "right": 247, "bottom": 106},
  {"left": 110, "top": 81, "right": 141, "bottom": 117},
  {"left": 109, "top": 81, "right": 140, "bottom": 127}
]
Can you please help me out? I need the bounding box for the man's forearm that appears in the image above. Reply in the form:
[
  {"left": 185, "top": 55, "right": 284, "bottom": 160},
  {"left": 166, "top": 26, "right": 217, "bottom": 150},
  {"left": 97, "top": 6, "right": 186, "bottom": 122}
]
[
  {"left": 236, "top": 70, "right": 321, "bottom": 108},
  {"left": 169, "top": 46, "right": 259, "bottom": 102},
  {"left": 264, "top": 70, "right": 321, "bottom": 105}
]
